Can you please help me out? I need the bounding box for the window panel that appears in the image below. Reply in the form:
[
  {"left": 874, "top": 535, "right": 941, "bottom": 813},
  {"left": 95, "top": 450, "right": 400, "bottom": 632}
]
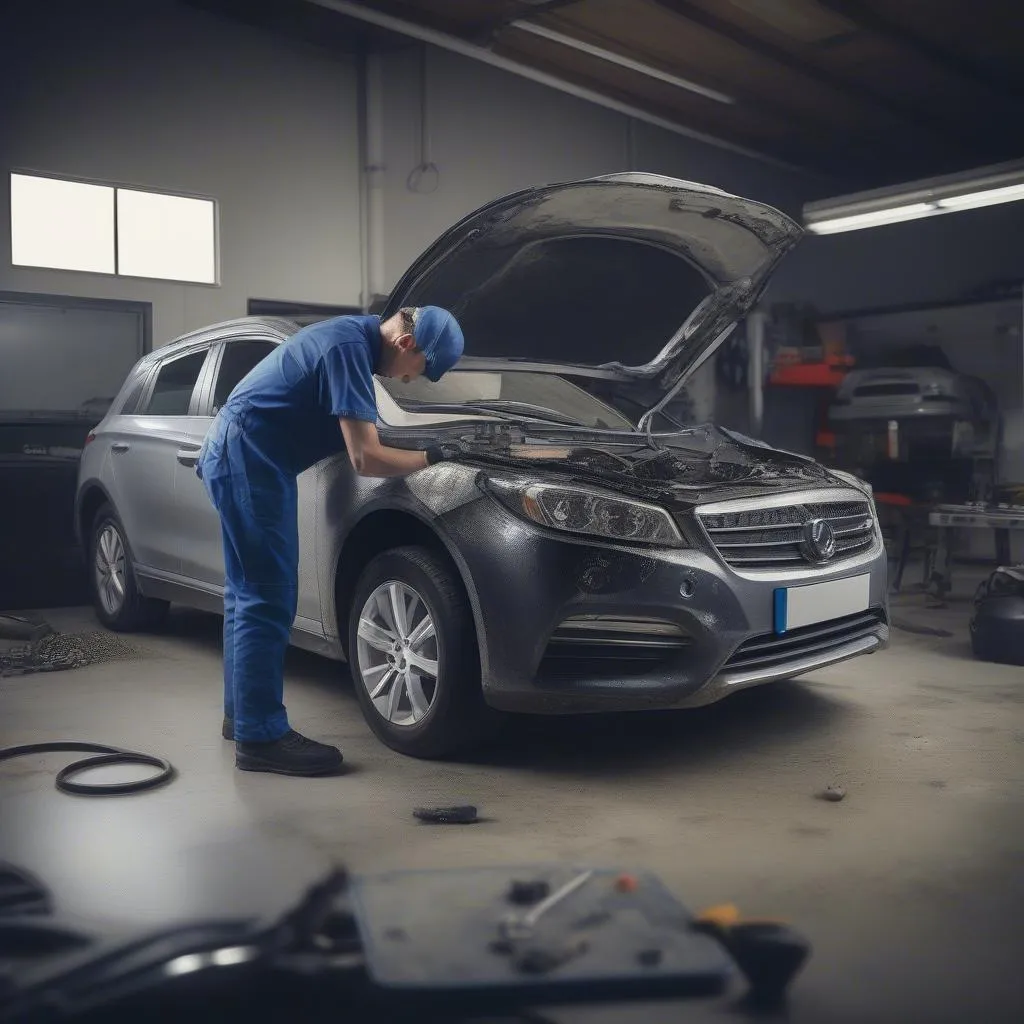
[
  {"left": 213, "top": 340, "right": 277, "bottom": 412},
  {"left": 116, "top": 189, "right": 216, "bottom": 284},
  {"left": 10, "top": 173, "right": 115, "bottom": 274},
  {"left": 118, "top": 371, "right": 151, "bottom": 416},
  {"left": 142, "top": 350, "right": 208, "bottom": 416}
]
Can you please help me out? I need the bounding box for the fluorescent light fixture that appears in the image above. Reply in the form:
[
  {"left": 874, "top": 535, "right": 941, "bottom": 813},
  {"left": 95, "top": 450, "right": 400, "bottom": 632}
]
[
  {"left": 807, "top": 203, "right": 938, "bottom": 234},
  {"left": 936, "top": 183, "right": 1024, "bottom": 211},
  {"left": 804, "top": 159, "right": 1024, "bottom": 235},
  {"left": 510, "top": 21, "right": 735, "bottom": 105}
]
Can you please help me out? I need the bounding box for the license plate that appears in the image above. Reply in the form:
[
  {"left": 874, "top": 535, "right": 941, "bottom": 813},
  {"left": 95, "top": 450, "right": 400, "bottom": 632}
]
[{"left": 773, "top": 574, "right": 870, "bottom": 634}]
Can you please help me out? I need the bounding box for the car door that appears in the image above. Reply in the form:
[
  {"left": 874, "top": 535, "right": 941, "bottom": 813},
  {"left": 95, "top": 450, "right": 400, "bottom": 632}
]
[
  {"left": 173, "top": 336, "right": 279, "bottom": 587},
  {"left": 108, "top": 346, "right": 213, "bottom": 575}
]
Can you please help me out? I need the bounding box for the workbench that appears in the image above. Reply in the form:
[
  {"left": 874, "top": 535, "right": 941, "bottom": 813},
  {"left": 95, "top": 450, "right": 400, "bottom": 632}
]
[{"left": 926, "top": 503, "right": 1024, "bottom": 597}]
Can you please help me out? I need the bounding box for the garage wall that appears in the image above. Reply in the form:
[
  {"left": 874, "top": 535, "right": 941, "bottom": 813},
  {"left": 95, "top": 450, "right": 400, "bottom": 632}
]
[
  {"left": 772, "top": 202, "right": 1024, "bottom": 315},
  {"left": 0, "top": 0, "right": 362, "bottom": 345},
  {"left": 373, "top": 44, "right": 829, "bottom": 297}
]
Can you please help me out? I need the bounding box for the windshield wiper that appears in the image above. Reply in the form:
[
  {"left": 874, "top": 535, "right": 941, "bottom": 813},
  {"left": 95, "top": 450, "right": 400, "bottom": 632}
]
[{"left": 403, "top": 401, "right": 583, "bottom": 426}]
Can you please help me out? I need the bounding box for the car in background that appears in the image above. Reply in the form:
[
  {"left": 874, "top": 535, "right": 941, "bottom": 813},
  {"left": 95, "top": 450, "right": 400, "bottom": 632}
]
[
  {"left": 829, "top": 344, "right": 998, "bottom": 427},
  {"left": 76, "top": 173, "right": 889, "bottom": 758}
]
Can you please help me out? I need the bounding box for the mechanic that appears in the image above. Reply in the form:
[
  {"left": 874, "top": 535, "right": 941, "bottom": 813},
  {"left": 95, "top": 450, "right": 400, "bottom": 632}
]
[{"left": 196, "top": 307, "right": 464, "bottom": 777}]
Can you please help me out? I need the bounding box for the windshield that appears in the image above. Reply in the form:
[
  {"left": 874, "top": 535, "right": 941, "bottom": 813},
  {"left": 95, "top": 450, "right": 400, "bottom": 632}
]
[{"left": 380, "top": 370, "right": 635, "bottom": 430}]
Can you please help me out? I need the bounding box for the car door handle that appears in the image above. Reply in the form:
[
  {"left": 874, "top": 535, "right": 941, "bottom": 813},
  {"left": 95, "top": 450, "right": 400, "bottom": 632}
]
[
  {"left": 176, "top": 444, "right": 202, "bottom": 467},
  {"left": 111, "top": 442, "right": 130, "bottom": 453}
]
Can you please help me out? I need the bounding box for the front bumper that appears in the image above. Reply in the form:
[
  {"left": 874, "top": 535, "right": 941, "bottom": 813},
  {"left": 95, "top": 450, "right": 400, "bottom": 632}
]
[{"left": 441, "top": 494, "right": 889, "bottom": 714}]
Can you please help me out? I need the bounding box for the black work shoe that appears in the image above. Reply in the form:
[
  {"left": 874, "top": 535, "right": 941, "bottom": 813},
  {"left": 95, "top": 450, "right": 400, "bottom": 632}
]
[
  {"left": 222, "top": 716, "right": 234, "bottom": 741},
  {"left": 235, "top": 730, "right": 344, "bottom": 777}
]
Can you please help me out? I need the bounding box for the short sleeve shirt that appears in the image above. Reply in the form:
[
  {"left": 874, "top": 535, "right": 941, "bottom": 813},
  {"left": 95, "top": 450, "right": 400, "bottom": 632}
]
[{"left": 223, "top": 315, "right": 381, "bottom": 475}]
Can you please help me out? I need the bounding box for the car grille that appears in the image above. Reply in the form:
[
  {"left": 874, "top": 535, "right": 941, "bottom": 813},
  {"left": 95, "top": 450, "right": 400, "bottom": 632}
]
[
  {"left": 725, "top": 610, "right": 885, "bottom": 673},
  {"left": 698, "top": 500, "right": 875, "bottom": 569},
  {"left": 853, "top": 382, "right": 919, "bottom": 397}
]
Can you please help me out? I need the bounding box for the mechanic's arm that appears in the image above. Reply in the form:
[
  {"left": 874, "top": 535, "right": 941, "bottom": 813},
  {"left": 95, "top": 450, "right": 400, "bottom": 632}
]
[{"left": 340, "top": 418, "right": 440, "bottom": 477}]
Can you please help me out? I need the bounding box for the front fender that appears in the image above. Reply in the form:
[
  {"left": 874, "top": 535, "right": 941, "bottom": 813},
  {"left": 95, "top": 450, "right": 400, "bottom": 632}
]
[{"left": 315, "top": 460, "right": 489, "bottom": 664}]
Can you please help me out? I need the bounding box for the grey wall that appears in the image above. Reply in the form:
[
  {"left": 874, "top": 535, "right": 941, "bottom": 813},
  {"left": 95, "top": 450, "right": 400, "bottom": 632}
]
[
  {"left": 372, "top": 44, "right": 828, "bottom": 298},
  {"left": 0, "top": 0, "right": 362, "bottom": 345},
  {"left": 772, "top": 202, "right": 1024, "bottom": 315}
]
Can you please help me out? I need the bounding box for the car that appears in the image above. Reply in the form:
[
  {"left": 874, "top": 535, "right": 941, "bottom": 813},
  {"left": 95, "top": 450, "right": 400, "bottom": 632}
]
[
  {"left": 829, "top": 344, "right": 998, "bottom": 428},
  {"left": 76, "top": 172, "right": 889, "bottom": 758}
]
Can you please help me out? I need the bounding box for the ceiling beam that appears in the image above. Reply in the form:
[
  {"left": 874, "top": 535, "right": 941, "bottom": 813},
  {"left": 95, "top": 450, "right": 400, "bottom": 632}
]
[
  {"left": 475, "top": 1, "right": 589, "bottom": 46},
  {"left": 650, "top": 0, "right": 977, "bottom": 147},
  {"left": 303, "top": 0, "right": 808, "bottom": 169},
  {"left": 816, "top": 0, "right": 1024, "bottom": 100}
]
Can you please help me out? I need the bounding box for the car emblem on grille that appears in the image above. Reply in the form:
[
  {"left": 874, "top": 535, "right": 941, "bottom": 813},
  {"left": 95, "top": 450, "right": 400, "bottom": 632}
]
[{"left": 801, "top": 517, "right": 837, "bottom": 563}]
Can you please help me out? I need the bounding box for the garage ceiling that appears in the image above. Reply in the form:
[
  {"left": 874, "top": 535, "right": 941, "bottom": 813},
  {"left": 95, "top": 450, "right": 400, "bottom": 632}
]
[{"left": 191, "top": 0, "right": 1024, "bottom": 186}]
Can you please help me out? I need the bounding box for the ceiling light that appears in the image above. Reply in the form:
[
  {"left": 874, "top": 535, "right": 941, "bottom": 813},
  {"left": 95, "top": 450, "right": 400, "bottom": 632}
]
[
  {"left": 804, "top": 159, "right": 1024, "bottom": 235},
  {"left": 509, "top": 21, "right": 735, "bottom": 105},
  {"left": 807, "top": 203, "right": 938, "bottom": 234},
  {"left": 936, "top": 183, "right": 1024, "bottom": 211}
]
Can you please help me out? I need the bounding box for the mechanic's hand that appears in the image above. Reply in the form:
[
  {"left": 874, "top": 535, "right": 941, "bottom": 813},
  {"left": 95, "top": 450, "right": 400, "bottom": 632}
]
[{"left": 424, "top": 443, "right": 458, "bottom": 466}]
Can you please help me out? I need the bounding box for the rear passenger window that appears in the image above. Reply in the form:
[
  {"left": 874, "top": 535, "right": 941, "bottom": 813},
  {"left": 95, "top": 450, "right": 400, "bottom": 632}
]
[
  {"left": 213, "top": 340, "right": 277, "bottom": 412},
  {"left": 142, "top": 350, "right": 208, "bottom": 416},
  {"left": 118, "top": 371, "right": 150, "bottom": 415}
]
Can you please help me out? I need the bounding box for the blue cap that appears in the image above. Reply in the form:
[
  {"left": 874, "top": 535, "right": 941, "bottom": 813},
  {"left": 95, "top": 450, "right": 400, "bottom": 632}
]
[{"left": 412, "top": 306, "right": 464, "bottom": 382}]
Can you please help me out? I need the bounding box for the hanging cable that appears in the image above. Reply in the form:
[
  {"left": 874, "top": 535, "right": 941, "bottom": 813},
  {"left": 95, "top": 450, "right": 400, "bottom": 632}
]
[{"left": 406, "top": 43, "right": 440, "bottom": 194}]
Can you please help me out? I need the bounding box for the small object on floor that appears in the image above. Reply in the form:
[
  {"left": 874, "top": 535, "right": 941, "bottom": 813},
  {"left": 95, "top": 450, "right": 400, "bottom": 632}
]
[
  {"left": 818, "top": 785, "right": 846, "bottom": 802},
  {"left": 614, "top": 873, "right": 639, "bottom": 893},
  {"left": 508, "top": 879, "right": 551, "bottom": 905},
  {"left": 412, "top": 804, "right": 479, "bottom": 824},
  {"left": 235, "top": 730, "right": 344, "bottom": 777}
]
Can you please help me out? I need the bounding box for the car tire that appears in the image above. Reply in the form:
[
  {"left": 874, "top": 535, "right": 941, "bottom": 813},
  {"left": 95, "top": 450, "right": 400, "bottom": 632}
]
[
  {"left": 347, "top": 545, "right": 495, "bottom": 759},
  {"left": 89, "top": 503, "right": 169, "bottom": 632}
]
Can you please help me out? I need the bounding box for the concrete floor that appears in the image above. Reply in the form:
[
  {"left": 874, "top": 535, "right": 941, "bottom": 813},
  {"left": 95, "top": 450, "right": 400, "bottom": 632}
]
[{"left": 2, "top": 585, "right": 1023, "bottom": 1024}]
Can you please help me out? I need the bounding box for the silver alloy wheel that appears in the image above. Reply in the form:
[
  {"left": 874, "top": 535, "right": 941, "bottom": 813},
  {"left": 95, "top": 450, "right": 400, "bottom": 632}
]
[
  {"left": 95, "top": 523, "right": 127, "bottom": 617},
  {"left": 356, "top": 580, "right": 439, "bottom": 727}
]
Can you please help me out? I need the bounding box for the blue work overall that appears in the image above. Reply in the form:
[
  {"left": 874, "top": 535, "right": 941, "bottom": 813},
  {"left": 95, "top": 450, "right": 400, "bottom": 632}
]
[
  {"left": 196, "top": 316, "right": 383, "bottom": 743},
  {"left": 197, "top": 408, "right": 298, "bottom": 742}
]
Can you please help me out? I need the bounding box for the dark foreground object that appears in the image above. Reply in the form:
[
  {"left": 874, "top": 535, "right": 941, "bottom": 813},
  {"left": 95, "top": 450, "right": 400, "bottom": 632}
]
[
  {"left": 0, "top": 861, "right": 810, "bottom": 1022},
  {"left": 971, "top": 565, "right": 1024, "bottom": 666}
]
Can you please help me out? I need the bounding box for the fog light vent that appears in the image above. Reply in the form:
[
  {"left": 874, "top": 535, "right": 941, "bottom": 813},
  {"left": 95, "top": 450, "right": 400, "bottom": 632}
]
[{"left": 549, "top": 616, "right": 691, "bottom": 653}]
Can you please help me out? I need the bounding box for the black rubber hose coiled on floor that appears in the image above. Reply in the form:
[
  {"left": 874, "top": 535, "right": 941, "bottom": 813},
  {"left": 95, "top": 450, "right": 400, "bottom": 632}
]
[{"left": 0, "top": 742, "right": 174, "bottom": 795}]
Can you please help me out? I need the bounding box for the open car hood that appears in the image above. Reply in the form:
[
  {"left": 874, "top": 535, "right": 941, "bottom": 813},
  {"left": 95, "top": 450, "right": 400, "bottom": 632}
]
[{"left": 382, "top": 173, "right": 802, "bottom": 406}]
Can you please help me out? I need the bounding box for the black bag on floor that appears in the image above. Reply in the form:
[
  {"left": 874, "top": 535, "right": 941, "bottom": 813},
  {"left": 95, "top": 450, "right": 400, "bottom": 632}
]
[{"left": 970, "top": 565, "right": 1024, "bottom": 666}]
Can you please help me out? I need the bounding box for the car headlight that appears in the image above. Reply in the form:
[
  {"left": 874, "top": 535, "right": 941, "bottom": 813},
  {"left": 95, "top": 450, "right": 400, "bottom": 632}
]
[
  {"left": 830, "top": 469, "right": 879, "bottom": 524},
  {"left": 485, "top": 477, "right": 684, "bottom": 547},
  {"left": 830, "top": 468, "right": 872, "bottom": 496}
]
